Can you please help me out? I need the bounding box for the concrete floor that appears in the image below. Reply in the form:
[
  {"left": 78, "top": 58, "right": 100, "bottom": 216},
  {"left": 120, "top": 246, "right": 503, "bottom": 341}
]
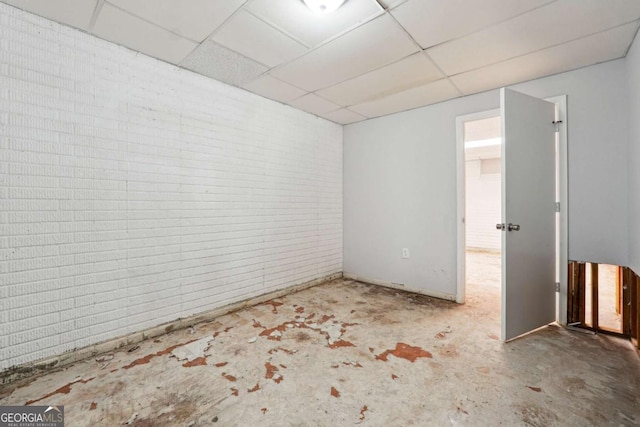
[{"left": 2, "top": 252, "right": 639, "bottom": 426}]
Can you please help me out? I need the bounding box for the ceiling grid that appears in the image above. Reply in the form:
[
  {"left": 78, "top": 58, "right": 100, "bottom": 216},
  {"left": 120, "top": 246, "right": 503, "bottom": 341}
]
[{"left": 1, "top": 0, "right": 639, "bottom": 124}]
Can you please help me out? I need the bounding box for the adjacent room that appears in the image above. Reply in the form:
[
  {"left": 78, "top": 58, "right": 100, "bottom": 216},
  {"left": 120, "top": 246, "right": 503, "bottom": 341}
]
[
  {"left": 1, "top": 0, "right": 640, "bottom": 425},
  {"left": 462, "top": 114, "right": 502, "bottom": 301}
]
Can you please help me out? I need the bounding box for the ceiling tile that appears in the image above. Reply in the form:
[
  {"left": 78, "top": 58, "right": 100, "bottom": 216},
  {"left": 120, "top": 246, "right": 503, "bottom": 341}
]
[
  {"left": 451, "top": 22, "right": 639, "bottom": 96},
  {"left": 271, "top": 14, "right": 419, "bottom": 92},
  {"left": 428, "top": 0, "right": 640, "bottom": 75},
  {"left": 288, "top": 93, "right": 341, "bottom": 115},
  {"left": 319, "top": 108, "right": 368, "bottom": 125},
  {"left": 212, "top": 10, "right": 307, "bottom": 67},
  {"left": 92, "top": 3, "right": 198, "bottom": 64},
  {"left": 106, "top": 0, "right": 245, "bottom": 42},
  {"left": 180, "top": 41, "right": 268, "bottom": 86},
  {"left": 246, "top": 0, "right": 382, "bottom": 47},
  {"left": 1, "top": 0, "right": 97, "bottom": 30},
  {"left": 316, "top": 52, "right": 443, "bottom": 106},
  {"left": 241, "top": 74, "right": 307, "bottom": 102},
  {"left": 391, "top": 0, "right": 553, "bottom": 49},
  {"left": 350, "top": 78, "right": 460, "bottom": 118}
]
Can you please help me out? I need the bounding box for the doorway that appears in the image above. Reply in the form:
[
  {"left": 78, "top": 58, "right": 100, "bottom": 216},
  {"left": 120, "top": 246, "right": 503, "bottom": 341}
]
[
  {"left": 463, "top": 115, "right": 502, "bottom": 305},
  {"left": 455, "top": 93, "right": 568, "bottom": 338}
]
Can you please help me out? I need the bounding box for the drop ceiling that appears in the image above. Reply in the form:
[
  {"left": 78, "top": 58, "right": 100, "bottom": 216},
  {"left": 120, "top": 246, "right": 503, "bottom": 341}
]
[{"left": 3, "top": 0, "right": 640, "bottom": 124}]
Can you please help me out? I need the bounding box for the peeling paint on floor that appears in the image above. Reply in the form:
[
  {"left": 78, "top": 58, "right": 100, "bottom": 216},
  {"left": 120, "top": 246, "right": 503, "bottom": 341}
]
[
  {"left": 331, "top": 386, "right": 340, "bottom": 398},
  {"left": 375, "top": 342, "right": 433, "bottom": 362},
  {"left": 262, "top": 300, "right": 283, "bottom": 314},
  {"left": 328, "top": 339, "right": 355, "bottom": 349},
  {"left": 221, "top": 373, "right": 236, "bottom": 382},
  {"left": 25, "top": 377, "right": 94, "bottom": 406},
  {"left": 170, "top": 337, "right": 215, "bottom": 363},
  {"left": 122, "top": 340, "right": 197, "bottom": 369},
  {"left": 357, "top": 405, "right": 368, "bottom": 423},
  {"left": 264, "top": 363, "right": 282, "bottom": 384},
  {"left": 182, "top": 357, "right": 207, "bottom": 368},
  {"left": 2, "top": 255, "right": 639, "bottom": 426}
]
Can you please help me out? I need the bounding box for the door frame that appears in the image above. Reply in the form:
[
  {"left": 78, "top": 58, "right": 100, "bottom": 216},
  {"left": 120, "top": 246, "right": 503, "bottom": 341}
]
[{"left": 455, "top": 94, "right": 568, "bottom": 326}]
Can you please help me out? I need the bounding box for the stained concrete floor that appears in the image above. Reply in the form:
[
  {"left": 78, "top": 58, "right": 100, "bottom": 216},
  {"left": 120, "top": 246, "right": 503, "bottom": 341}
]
[{"left": 2, "top": 252, "right": 639, "bottom": 426}]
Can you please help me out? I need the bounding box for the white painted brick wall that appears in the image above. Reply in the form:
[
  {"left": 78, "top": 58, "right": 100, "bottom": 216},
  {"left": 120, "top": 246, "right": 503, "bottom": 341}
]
[
  {"left": 0, "top": 4, "right": 343, "bottom": 370},
  {"left": 465, "top": 160, "right": 501, "bottom": 251}
]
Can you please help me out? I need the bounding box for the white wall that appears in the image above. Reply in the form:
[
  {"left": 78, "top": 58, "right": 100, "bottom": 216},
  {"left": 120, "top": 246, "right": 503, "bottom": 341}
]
[
  {"left": 345, "top": 59, "right": 629, "bottom": 297},
  {"left": 628, "top": 33, "right": 640, "bottom": 274},
  {"left": 0, "top": 4, "right": 342, "bottom": 370},
  {"left": 465, "top": 159, "right": 501, "bottom": 251}
]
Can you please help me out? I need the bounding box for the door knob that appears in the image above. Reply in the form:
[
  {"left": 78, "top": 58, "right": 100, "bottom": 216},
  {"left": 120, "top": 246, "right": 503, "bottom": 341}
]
[
  {"left": 496, "top": 223, "right": 505, "bottom": 230},
  {"left": 507, "top": 223, "right": 520, "bottom": 231}
]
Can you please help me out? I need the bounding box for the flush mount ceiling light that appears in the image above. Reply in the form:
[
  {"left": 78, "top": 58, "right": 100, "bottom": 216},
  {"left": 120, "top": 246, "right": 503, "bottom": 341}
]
[{"left": 303, "top": 0, "right": 347, "bottom": 14}]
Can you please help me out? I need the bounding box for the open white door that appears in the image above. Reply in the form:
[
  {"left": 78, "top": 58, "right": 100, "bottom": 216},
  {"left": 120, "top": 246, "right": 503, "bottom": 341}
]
[{"left": 500, "top": 88, "right": 556, "bottom": 341}]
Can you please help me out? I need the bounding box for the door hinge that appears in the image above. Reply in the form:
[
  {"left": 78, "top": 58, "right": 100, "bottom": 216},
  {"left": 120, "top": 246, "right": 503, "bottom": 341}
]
[
  {"left": 555, "top": 202, "right": 560, "bottom": 212},
  {"left": 555, "top": 282, "right": 560, "bottom": 292},
  {"left": 553, "top": 120, "right": 563, "bottom": 133}
]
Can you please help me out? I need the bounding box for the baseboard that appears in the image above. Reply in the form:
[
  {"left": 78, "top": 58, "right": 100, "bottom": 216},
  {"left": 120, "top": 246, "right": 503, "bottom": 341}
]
[
  {"left": 0, "top": 272, "right": 342, "bottom": 386},
  {"left": 343, "top": 272, "right": 457, "bottom": 302}
]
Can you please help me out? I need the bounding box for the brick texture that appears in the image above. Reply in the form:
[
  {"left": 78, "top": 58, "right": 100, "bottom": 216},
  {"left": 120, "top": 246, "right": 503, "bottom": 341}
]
[{"left": 0, "top": 4, "right": 343, "bottom": 370}]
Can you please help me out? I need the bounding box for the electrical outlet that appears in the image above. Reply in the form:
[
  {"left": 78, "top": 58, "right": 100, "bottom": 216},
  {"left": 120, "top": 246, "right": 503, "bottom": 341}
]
[{"left": 402, "top": 248, "right": 410, "bottom": 259}]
